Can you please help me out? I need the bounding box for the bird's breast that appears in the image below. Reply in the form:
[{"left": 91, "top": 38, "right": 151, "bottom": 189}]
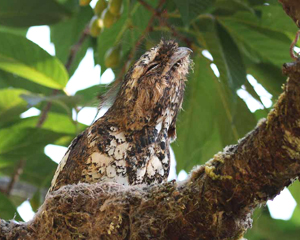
[{"left": 82, "top": 118, "right": 171, "bottom": 185}]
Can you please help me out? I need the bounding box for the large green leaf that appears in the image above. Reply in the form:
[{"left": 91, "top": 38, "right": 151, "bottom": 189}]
[
  {"left": 20, "top": 151, "right": 57, "bottom": 188},
  {"left": 246, "top": 208, "right": 300, "bottom": 240},
  {"left": 0, "top": 126, "right": 66, "bottom": 158},
  {"left": 195, "top": 18, "right": 247, "bottom": 91},
  {"left": 255, "top": 4, "right": 298, "bottom": 37},
  {"left": 0, "top": 192, "right": 22, "bottom": 221},
  {"left": 288, "top": 181, "right": 300, "bottom": 226},
  {"left": 174, "top": 54, "right": 256, "bottom": 172},
  {"left": 1, "top": 112, "right": 86, "bottom": 135},
  {"left": 219, "top": 12, "right": 292, "bottom": 67},
  {"left": 0, "top": 0, "right": 72, "bottom": 27},
  {"left": 173, "top": 0, "right": 215, "bottom": 25},
  {"left": 174, "top": 55, "right": 223, "bottom": 171},
  {"left": 0, "top": 88, "right": 29, "bottom": 123},
  {"left": 246, "top": 0, "right": 279, "bottom": 6},
  {"left": 30, "top": 188, "right": 42, "bottom": 212},
  {"left": 247, "top": 62, "right": 285, "bottom": 99},
  {"left": 0, "top": 25, "right": 28, "bottom": 36},
  {"left": 0, "top": 70, "right": 53, "bottom": 95},
  {"left": 75, "top": 84, "right": 109, "bottom": 106},
  {"left": 0, "top": 112, "right": 83, "bottom": 188},
  {"left": 51, "top": 5, "right": 93, "bottom": 76},
  {"left": 21, "top": 92, "right": 80, "bottom": 117},
  {"left": 214, "top": 0, "right": 256, "bottom": 15},
  {"left": 0, "top": 31, "right": 69, "bottom": 89}
]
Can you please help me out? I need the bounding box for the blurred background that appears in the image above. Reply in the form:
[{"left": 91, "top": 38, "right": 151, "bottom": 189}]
[{"left": 0, "top": 0, "right": 299, "bottom": 239}]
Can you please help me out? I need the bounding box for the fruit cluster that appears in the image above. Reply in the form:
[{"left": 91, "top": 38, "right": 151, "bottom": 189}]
[
  {"left": 80, "top": 0, "right": 123, "bottom": 37},
  {"left": 80, "top": 0, "right": 123, "bottom": 68}
]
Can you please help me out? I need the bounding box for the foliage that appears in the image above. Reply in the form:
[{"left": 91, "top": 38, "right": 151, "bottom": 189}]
[{"left": 0, "top": 0, "right": 298, "bottom": 238}]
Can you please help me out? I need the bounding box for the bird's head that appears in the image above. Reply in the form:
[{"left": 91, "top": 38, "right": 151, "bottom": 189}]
[
  {"left": 108, "top": 40, "right": 192, "bottom": 133},
  {"left": 130, "top": 40, "right": 191, "bottom": 82}
]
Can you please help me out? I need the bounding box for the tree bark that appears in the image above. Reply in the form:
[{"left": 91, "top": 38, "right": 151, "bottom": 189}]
[
  {"left": 2, "top": 2, "right": 300, "bottom": 240},
  {"left": 279, "top": 0, "right": 300, "bottom": 27}
]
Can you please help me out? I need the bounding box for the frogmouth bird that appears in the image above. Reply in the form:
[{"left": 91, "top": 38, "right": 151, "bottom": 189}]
[{"left": 49, "top": 40, "right": 192, "bottom": 192}]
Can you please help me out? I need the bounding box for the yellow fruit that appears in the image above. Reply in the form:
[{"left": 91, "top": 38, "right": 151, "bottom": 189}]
[
  {"left": 108, "top": 0, "right": 123, "bottom": 16},
  {"left": 105, "top": 46, "right": 121, "bottom": 68},
  {"left": 89, "top": 16, "right": 103, "bottom": 37},
  {"left": 79, "top": 0, "right": 91, "bottom": 6},
  {"left": 101, "top": 8, "right": 116, "bottom": 28},
  {"left": 94, "top": 0, "right": 107, "bottom": 17}
]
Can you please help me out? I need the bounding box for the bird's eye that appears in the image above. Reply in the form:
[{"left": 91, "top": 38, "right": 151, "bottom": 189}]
[{"left": 145, "top": 63, "right": 158, "bottom": 73}]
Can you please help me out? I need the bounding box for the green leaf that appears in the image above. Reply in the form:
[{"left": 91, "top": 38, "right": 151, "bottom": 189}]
[
  {"left": 0, "top": 88, "right": 29, "bottom": 123},
  {"left": 246, "top": 208, "right": 300, "bottom": 239},
  {"left": 253, "top": 109, "right": 268, "bottom": 121},
  {"left": 174, "top": 55, "right": 223, "bottom": 171},
  {"left": 288, "top": 181, "right": 300, "bottom": 225},
  {"left": 30, "top": 189, "right": 42, "bottom": 212},
  {"left": 214, "top": 0, "right": 255, "bottom": 16},
  {"left": 0, "top": 25, "right": 28, "bottom": 37},
  {"left": 219, "top": 12, "right": 292, "bottom": 67},
  {"left": 0, "top": 126, "right": 66, "bottom": 158},
  {"left": 247, "top": 63, "right": 285, "bottom": 99},
  {"left": 75, "top": 84, "right": 109, "bottom": 106},
  {"left": 173, "top": 0, "right": 215, "bottom": 25},
  {"left": 256, "top": 5, "right": 298, "bottom": 37},
  {"left": 0, "top": 31, "right": 69, "bottom": 89},
  {"left": 243, "top": 79, "right": 265, "bottom": 107},
  {"left": 174, "top": 54, "right": 256, "bottom": 172},
  {"left": 0, "top": 70, "right": 54, "bottom": 95},
  {"left": 21, "top": 93, "right": 80, "bottom": 112},
  {"left": 51, "top": 5, "right": 93, "bottom": 76},
  {"left": 216, "top": 21, "right": 247, "bottom": 89},
  {"left": 20, "top": 92, "right": 81, "bottom": 119},
  {"left": 196, "top": 18, "right": 247, "bottom": 91},
  {"left": 0, "top": 192, "right": 22, "bottom": 221},
  {"left": 0, "top": 0, "right": 72, "bottom": 27},
  {"left": 1, "top": 112, "right": 86, "bottom": 135},
  {"left": 20, "top": 151, "right": 57, "bottom": 188}
]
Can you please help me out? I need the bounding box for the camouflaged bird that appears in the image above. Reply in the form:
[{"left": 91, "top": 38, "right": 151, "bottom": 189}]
[{"left": 49, "top": 40, "right": 192, "bottom": 192}]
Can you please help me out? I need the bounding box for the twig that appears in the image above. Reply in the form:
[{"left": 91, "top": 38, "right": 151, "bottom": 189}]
[
  {"left": 138, "top": 0, "right": 192, "bottom": 47},
  {"left": 138, "top": 0, "right": 156, "bottom": 14},
  {"left": 5, "top": 159, "right": 25, "bottom": 196},
  {"left": 290, "top": 30, "right": 300, "bottom": 60},
  {"left": 65, "top": 25, "right": 90, "bottom": 71},
  {"left": 36, "top": 25, "right": 90, "bottom": 128},
  {"left": 36, "top": 89, "right": 59, "bottom": 128}
]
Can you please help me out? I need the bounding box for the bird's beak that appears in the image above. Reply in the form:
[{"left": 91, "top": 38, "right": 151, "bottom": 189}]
[{"left": 169, "top": 47, "right": 193, "bottom": 67}]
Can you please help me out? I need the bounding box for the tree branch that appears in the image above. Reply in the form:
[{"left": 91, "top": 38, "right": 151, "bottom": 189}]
[
  {"left": 138, "top": 0, "right": 192, "bottom": 47},
  {"left": 2, "top": 58, "right": 300, "bottom": 239},
  {"left": 4, "top": 159, "right": 25, "bottom": 196},
  {"left": 279, "top": 0, "right": 300, "bottom": 27}
]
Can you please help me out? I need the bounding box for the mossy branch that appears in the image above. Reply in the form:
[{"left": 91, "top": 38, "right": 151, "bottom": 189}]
[{"left": 1, "top": 60, "right": 300, "bottom": 239}]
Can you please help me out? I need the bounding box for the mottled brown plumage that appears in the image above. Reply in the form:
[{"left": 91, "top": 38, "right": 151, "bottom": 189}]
[{"left": 49, "top": 40, "right": 192, "bottom": 192}]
